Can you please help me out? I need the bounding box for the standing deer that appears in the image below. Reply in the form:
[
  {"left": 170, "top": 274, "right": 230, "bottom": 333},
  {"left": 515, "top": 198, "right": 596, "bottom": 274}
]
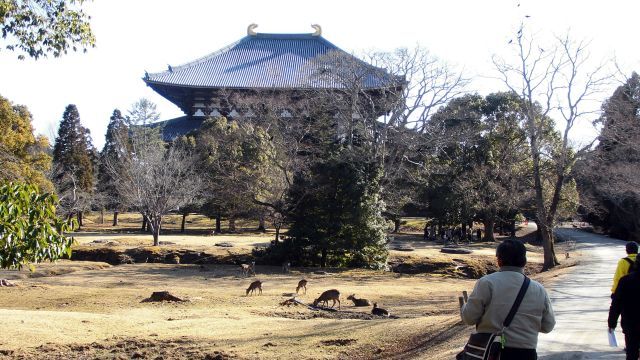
[
  {"left": 246, "top": 280, "right": 262, "bottom": 296},
  {"left": 282, "top": 261, "right": 290, "bottom": 273},
  {"left": 240, "top": 261, "right": 255, "bottom": 277},
  {"left": 296, "top": 279, "right": 307, "bottom": 294},
  {"left": 313, "top": 289, "right": 340, "bottom": 310}
]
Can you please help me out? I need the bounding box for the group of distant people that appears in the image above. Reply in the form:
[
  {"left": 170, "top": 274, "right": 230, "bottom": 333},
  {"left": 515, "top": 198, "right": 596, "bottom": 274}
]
[
  {"left": 422, "top": 225, "right": 479, "bottom": 243},
  {"left": 457, "top": 237, "right": 640, "bottom": 360}
]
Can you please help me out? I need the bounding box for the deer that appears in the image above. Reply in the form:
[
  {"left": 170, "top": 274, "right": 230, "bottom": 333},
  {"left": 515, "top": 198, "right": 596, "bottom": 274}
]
[
  {"left": 246, "top": 280, "right": 262, "bottom": 296},
  {"left": 371, "top": 302, "right": 389, "bottom": 317},
  {"left": 282, "top": 261, "right": 290, "bottom": 273},
  {"left": 240, "top": 261, "right": 255, "bottom": 277},
  {"left": 296, "top": 279, "right": 307, "bottom": 294},
  {"left": 347, "top": 294, "right": 371, "bottom": 307},
  {"left": 313, "top": 289, "right": 340, "bottom": 310}
]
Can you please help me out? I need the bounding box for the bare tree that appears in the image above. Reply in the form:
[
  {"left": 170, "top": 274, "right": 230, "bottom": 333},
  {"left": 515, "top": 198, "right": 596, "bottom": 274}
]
[
  {"left": 309, "top": 47, "right": 469, "bottom": 224},
  {"left": 206, "top": 46, "right": 468, "bottom": 236},
  {"left": 53, "top": 165, "right": 93, "bottom": 225},
  {"left": 107, "top": 128, "right": 203, "bottom": 246},
  {"left": 493, "top": 25, "right": 611, "bottom": 269}
]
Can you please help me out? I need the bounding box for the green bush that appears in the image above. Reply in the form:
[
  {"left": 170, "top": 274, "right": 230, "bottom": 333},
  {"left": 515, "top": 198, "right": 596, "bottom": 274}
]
[
  {"left": 0, "top": 182, "right": 74, "bottom": 269},
  {"left": 286, "top": 157, "right": 389, "bottom": 269}
]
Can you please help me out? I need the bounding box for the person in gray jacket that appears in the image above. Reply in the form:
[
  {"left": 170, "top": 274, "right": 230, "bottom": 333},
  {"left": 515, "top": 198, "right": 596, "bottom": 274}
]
[{"left": 461, "top": 239, "right": 555, "bottom": 360}]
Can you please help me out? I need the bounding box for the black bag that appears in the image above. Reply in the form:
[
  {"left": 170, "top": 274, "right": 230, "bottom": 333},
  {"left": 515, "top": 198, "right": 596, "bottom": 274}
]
[
  {"left": 457, "top": 276, "right": 531, "bottom": 360},
  {"left": 623, "top": 257, "right": 637, "bottom": 272}
]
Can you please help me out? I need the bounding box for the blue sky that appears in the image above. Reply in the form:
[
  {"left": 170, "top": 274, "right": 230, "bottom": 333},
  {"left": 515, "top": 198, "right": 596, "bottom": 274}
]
[{"left": 1, "top": 0, "right": 638, "bottom": 149}]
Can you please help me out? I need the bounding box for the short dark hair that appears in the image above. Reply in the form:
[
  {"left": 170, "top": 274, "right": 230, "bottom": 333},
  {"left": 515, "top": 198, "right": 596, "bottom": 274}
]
[
  {"left": 626, "top": 241, "right": 639, "bottom": 254},
  {"left": 496, "top": 239, "right": 527, "bottom": 267}
]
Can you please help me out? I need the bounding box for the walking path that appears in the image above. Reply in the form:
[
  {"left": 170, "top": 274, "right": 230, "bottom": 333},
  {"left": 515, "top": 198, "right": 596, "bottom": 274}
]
[{"left": 538, "top": 228, "right": 627, "bottom": 360}]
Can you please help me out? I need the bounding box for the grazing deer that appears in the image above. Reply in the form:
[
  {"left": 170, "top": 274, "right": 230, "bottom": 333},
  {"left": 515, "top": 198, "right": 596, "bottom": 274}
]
[
  {"left": 313, "top": 289, "right": 341, "bottom": 310},
  {"left": 296, "top": 279, "right": 307, "bottom": 294},
  {"left": 347, "top": 294, "right": 371, "bottom": 307},
  {"left": 246, "top": 280, "right": 262, "bottom": 296},
  {"left": 240, "top": 261, "right": 255, "bottom": 277},
  {"left": 371, "top": 302, "right": 389, "bottom": 317},
  {"left": 282, "top": 261, "right": 290, "bottom": 273}
]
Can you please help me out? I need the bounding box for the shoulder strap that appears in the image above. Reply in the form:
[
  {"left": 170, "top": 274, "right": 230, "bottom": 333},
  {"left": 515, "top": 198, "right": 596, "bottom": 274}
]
[
  {"left": 623, "top": 257, "right": 634, "bottom": 266},
  {"left": 503, "top": 276, "right": 531, "bottom": 328}
]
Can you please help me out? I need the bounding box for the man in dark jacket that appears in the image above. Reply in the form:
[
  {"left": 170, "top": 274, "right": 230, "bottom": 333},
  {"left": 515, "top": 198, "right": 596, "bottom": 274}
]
[{"left": 608, "top": 257, "right": 640, "bottom": 360}]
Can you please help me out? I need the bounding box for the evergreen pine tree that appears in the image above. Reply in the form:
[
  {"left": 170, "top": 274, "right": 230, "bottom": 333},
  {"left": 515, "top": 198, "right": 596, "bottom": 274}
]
[
  {"left": 287, "top": 153, "right": 388, "bottom": 269},
  {"left": 582, "top": 73, "right": 640, "bottom": 241},
  {"left": 98, "top": 109, "right": 129, "bottom": 225},
  {"left": 52, "top": 104, "right": 96, "bottom": 223}
]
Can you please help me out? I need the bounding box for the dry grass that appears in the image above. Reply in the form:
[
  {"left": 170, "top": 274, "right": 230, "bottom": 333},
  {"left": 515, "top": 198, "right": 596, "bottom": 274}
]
[
  {"left": 0, "top": 261, "right": 478, "bottom": 359},
  {"left": 0, "top": 215, "right": 575, "bottom": 359},
  {"left": 81, "top": 212, "right": 263, "bottom": 233}
]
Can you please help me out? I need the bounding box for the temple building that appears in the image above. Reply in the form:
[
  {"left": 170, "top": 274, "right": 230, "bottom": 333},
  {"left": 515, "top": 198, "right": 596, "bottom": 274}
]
[{"left": 143, "top": 24, "right": 404, "bottom": 140}]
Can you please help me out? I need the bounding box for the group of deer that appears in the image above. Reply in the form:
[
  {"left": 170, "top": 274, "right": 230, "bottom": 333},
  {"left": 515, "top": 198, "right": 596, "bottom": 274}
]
[
  {"left": 245, "top": 278, "right": 307, "bottom": 296},
  {"left": 313, "top": 289, "right": 389, "bottom": 316},
  {"left": 240, "top": 262, "right": 389, "bottom": 316}
]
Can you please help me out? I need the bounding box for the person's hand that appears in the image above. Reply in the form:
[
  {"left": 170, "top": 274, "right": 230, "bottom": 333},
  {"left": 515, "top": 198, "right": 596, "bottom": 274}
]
[{"left": 608, "top": 327, "right": 615, "bottom": 333}]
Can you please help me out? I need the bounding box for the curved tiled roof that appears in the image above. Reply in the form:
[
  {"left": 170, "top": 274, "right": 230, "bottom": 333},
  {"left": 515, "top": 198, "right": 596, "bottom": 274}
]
[
  {"left": 144, "top": 33, "right": 398, "bottom": 89},
  {"left": 146, "top": 116, "right": 206, "bottom": 141}
]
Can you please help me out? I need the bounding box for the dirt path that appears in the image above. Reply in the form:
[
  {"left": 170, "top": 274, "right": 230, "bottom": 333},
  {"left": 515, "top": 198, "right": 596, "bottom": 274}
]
[{"left": 538, "top": 228, "right": 626, "bottom": 360}]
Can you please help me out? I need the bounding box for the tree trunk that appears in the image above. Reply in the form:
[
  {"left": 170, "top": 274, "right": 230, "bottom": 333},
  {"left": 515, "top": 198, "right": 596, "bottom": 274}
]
[
  {"left": 274, "top": 225, "right": 281, "bottom": 243},
  {"left": 100, "top": 208, "right": 105, "bottom": 224},
  {"left": 150, "top": 216, "right": 162, "bottom": 246},
  {"left": 215, "top": 214, "right": 221, "bottom": 234},
  {"left": 393, "top": 218, "right": 401, "bottom": 233},
  {"left": 539, "top": 222, "right": 560, "bottom": 270},
  {"left": 526, "top": 107, "right": 559, "bottom": 270},
  {"left": 181, "top": 213, "right": 188, "bottom": 233},
  {"left": 320, "top": 248, "right": 328, "bottom": 268},
  {"left": 228, "top": 217, "right": 236, "bottom": 232},
  {"left": 258, "top": 217, "right": 266, "bottom": 232},
  {"left": 510, "top": 219, "right": 516, "bottom": 238},
  {"left": 77, "top": 211, "right": 83, "bottom": 228},
  {"left": 535, "top": 225, "right": 543, "bottom": 243},
  {"left": 113, "top": 211, "right": 119, "bottom": 226},
  {"left": 483, "top": 220, "right": 495, "bottom": 242},
  {"left": 462, "top": 223, "right": 468, "bottom": 242},
  {"left": 142, "top": 216, "right": 147, "bottom": 231}
]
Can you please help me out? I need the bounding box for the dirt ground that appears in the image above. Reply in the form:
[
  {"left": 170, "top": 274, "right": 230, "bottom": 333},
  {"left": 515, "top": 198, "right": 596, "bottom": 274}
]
[{"left": 0, "top": 216, "right": 577, "bottom": 360}]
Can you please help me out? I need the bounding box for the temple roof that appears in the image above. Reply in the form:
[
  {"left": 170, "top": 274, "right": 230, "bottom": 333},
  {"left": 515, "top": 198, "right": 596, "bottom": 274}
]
[
  {"left": 143, "top": 32, "right": 398, "bottom": 90},
  {"left": 146, "top": 116, "right": 207, "bottom": 141}
]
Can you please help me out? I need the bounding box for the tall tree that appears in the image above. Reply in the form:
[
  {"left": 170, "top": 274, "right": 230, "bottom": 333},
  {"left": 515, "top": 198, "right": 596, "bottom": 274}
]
[
  {"left": 97, "top": 109, "right": 129, "bottom": 226},
  {"left": 579, "top": 73, "right": 640, "bottom": 241},
  {"left": 287, "top": 152, "right": 388, "bottom": 269},
  {"left": 230, "top": 46, "right": 468, "bottom": 233},
  {"left": 107, "top": 124, "right": 202, "bottom": 246},
  {"left": 52, "top": 104, "right": 96, "bottom": 225},
  {"left": 421, "top": 93, "right": 531, "bottom": 240},
  {"left": 1, "top": 0, "right": 95, "bottom": 60},
  {"left": 493, "top": 26, "right": 610, "bottom": 270},
  {"left": 0, "top": 94, "right": 53, "bottom": 191},
  {"left": 127, "top": 98, "right": 160, "bottom": 126},
  {"left": 182, "top": 117, "right": 276, "bottom": 232}
]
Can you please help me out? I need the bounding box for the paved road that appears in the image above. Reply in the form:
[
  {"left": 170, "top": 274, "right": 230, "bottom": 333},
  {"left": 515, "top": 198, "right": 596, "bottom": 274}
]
[{"left": 538, "top": 228, "right": 627, "bottom": 360}]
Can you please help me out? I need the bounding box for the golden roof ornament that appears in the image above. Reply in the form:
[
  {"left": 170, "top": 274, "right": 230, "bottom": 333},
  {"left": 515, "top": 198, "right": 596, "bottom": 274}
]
[
  {"left": 247, "top": 23, "right": 258, "bottom": 36},
  {"left": 311, "top": 24, "right": 321, "bottom": 36}
]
